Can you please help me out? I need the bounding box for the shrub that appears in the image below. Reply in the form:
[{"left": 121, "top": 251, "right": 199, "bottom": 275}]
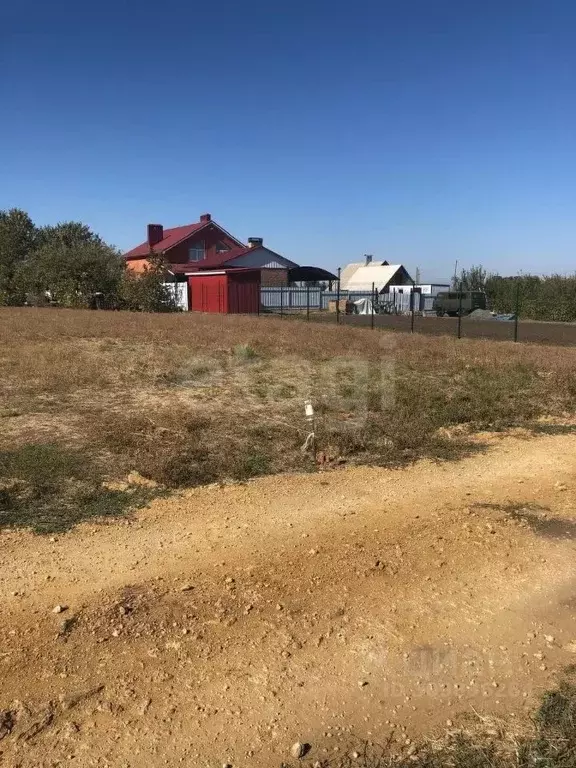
[{"left": 117, "top": 255, "right": 179, "bottom": 312}]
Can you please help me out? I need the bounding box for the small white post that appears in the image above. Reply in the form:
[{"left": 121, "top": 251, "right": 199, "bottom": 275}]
[{"left": 302, "top": 400, "right": 316, "bottom": 457}]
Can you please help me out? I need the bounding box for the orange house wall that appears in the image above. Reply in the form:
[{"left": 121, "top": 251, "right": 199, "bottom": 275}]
[
  {"left": 125, "top": 226, "right": 240, "bottom": 273},
  {"left": 125, "top": 258, "right": 150, "bottom": 273}
]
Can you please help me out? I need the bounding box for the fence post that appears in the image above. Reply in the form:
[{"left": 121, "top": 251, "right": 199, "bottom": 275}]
[
  {"left": 457, "top": 282, "right": 463, "bottom": 339},
  {"left": 280, "top": 286, "right": 284, "bottom": 317},
  {"left": 411, "top": 281, "right": 415, "bottom": 333},
  {"left": 371, "top": 282, "right": 375, "bottom": 330},
  {"left": 514, "top": 279, "right": 520, "bottom": 342},
  {"left": 336, "top": 267, "right": 341, "bottom": 324},
  {"left": 306, "top": 285, "right": 310, "bottom": 321}
]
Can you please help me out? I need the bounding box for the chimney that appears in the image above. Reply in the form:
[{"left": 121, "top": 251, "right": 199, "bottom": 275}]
[
  {"left": 364, "top": 254, "right": 373, "bottom": 265},
  {"left": 248, "top": 237, "right": 263, "bottom": 249},
  {"left": 200, "top": 213, "right": 211, "bottom": 223},
  {"left": 147, "top": 224, "right": 164, "bottom": 248}
]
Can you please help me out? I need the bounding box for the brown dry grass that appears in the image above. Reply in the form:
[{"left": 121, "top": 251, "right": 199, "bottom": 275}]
[
  {"left": 1, "top": 307, "right": 576, "bottom": 532},
  {"left": 281, "top": 677, "right": 576, "bottom": 767}
]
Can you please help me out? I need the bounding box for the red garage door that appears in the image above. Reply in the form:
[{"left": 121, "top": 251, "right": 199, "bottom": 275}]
[{"left": 189, "top": 274, "right": 228, "bottom": 312}]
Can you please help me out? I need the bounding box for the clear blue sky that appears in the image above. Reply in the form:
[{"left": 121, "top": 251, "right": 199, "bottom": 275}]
[{"left": 1, "top": 0, "right": 575, "bottom": 278}]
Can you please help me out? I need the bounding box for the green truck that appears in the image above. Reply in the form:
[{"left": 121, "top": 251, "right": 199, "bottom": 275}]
[{"left": 432, "top": 291, "right": 487, "bottom": 317}]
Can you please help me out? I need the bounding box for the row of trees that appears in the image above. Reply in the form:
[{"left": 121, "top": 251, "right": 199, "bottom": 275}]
[
  {"left": 453, "top": 265, "right": 576, "bottom": 322},
  {"left": 0, "top": 208, "right": 176, "bottom": 311}
]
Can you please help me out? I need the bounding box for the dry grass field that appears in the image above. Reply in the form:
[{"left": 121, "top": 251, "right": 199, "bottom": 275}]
[
  {"left": 2, "top": 306, "right": 576, "bottom": 532},
  {"left": 2, "top": 308, "right": 576, "bottom": 767}
]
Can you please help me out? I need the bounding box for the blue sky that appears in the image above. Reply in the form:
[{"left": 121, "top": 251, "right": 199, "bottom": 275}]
[{"left": 1, "top": 0, "right": 575, "bottom": 278}]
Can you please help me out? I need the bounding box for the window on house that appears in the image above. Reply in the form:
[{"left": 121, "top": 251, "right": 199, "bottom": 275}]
[
  {"left": 188, "top": 240, "right": 205, "bottom": 262},
  {"left": 216, "top": 241, "right": 231, "bottom": 254}
]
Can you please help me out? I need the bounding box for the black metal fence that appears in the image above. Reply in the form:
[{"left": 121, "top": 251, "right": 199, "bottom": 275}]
[{"left": 258, "top": 282, "right": 576, "bottom": 346}]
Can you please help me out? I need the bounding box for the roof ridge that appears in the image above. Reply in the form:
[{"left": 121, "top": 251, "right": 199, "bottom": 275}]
[{"left": 124, "top": 217, "right": 244, "bottom": 259}]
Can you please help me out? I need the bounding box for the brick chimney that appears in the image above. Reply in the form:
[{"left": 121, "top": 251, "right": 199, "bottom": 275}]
[
  {"left": 200, "top": 213, "right": 212, "bottom": 223},
  {"left": 147, "top": 224, "right": 164, "bottom": 248},
  {"left": 248, "top": 237, "right": 263, "bottom": 248}
]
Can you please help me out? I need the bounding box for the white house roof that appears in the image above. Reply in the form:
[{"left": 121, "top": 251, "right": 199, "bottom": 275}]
[
  {"left": 343, "top": 264, "right": 407, "bottom": 291},
  {"left": 339, "top": 261, "right": 365, "bottom": 288}
]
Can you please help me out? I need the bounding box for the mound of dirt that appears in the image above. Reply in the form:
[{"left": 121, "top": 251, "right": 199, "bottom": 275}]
[{"left": 466, "top": 308, "right": 497, "bottom": 320}]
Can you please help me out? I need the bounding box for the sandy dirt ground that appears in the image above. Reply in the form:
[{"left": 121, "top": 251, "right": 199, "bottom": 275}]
[{"left": 1, "top": 432, "right": 576, "bottom": 768}]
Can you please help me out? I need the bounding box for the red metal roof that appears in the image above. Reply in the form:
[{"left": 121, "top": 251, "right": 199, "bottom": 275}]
[
  {"left": 197, "top": 244, "right": 290, "bottom": 270},
  {"left": 196, "top": 246, "right": 252, "bottom": 270},
  {"left": 124, "top": 223, "right": 206, "bottom": 259},
  {"left": 167, "top": 245, "right": 259, "bottom": 271}
]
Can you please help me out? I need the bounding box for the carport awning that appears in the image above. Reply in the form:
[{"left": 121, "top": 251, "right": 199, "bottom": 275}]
[{"left": 288, "top": 266, "right": 338, "bottom": 282}]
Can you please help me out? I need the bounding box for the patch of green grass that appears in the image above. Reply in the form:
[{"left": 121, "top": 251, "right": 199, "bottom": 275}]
[
  {"left": 0, "top": 444, "right": 160, "bottom": 534},
  {"left": 88, "top": 409, "right": 309, "bottom": 490},
  {"left": 530, "top": 423, "right": 576, "bottom": 436},
  {"left": 536, "top": 679, "right": 576, "bottom": 736},
  {"left": 235, "top": 452, "right": 271, "bottom": 479},
  {"left": 233, "top": 343, "right": 258, "bottom": 361},
  {"left": 157, "top": 359, "right": 218, "bottom": 386},
  {"left": 275, "top": 383, "right": 298, "bottom": 399},
  {"left": 337, "top": 383, "right": 358, "bottom": 399}
]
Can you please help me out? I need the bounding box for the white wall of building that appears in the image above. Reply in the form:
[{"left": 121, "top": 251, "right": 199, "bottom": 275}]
[
  {"left": 163, "top": 283, "right": 188, "bottom": 311},
  {"left": 230, "top": 247, "right": 297, "bottom": 270},
  {"left": 388, "top": 283, "right": 450, "bottom": 296}
]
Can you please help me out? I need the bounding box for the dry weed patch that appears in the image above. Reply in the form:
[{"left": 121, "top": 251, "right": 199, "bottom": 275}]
[{"left": 1, "top": 308, "right": 576, "bottom": 532}]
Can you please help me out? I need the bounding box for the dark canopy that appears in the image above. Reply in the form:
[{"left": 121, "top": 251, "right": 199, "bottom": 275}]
[{"left": 288, "top": 266, "right": 338, "bottom": 283}]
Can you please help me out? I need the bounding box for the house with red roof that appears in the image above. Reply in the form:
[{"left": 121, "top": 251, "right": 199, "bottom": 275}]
[{"left": 124, "top": 213, "right": 300, "bottom": 287}]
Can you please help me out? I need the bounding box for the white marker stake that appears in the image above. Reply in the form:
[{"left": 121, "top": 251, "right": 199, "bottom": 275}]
[{"left": 303, "top": 400, "right": 316, "bottom": 457}]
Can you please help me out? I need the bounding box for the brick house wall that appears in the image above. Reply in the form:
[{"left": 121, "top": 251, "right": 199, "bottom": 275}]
[
  {"left": 260, "top": 269, "right": 288, "bottom": 287},
  {"left": 166, "top": 227, "right": 239, "bottom": 266}
]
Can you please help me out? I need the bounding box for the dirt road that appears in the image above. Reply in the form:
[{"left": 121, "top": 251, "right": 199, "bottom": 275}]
[{"left": 1, "top": 432, "right": 576, "bottom": 767}]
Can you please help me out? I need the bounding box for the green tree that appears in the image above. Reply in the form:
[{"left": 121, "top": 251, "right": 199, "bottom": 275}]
[
  {"left": 36, "top": 221, "right": 104, "bottom": 249},
  {"left": 0, "top": 211, "right": 180, "bottom": 312},
  {"left": 452, "top": 264, "right": 487, "bottom": 291},
  {"left": 118, "top": 255, "right": 178, "bottom": 312},
  {"left": 16, "top": 239, "right": 124, "bottom": 308},
  {"left": 0, "top": 208, "right": 36, "bottom": 304},
  {"left": 485, "top": 275, "right": 541, "bottom": 316}
]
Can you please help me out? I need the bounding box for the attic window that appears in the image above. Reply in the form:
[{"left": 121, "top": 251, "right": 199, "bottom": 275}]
[
  {"left": 216, "top": 241, "right": 230, "bottom": 254},
  {"left": 188, "top": 240, "right": 205, "bottom": 262}
]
